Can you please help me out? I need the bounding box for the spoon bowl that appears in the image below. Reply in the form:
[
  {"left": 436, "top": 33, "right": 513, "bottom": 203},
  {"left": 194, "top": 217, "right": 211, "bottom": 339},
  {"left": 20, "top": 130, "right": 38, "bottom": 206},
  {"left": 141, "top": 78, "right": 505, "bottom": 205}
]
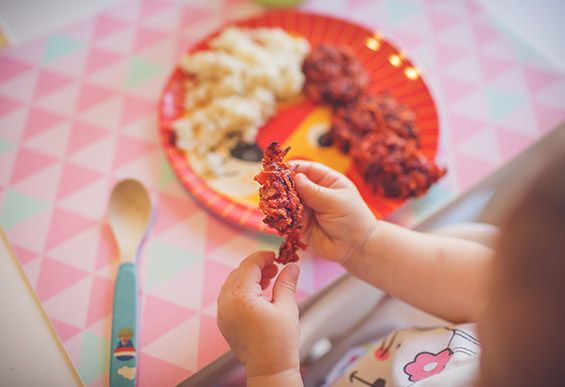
[{"left": 108, "top": 179, "right": 152, "bottom": 262}]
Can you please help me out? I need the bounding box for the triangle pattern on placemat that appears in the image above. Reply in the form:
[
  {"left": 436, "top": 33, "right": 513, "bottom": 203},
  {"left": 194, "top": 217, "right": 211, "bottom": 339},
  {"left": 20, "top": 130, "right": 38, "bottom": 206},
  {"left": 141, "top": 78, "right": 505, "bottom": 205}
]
[
  {"left": 95, "top": 223, "right": 118, "bottom": 270},
  {"left": 10, "top": 147, "right": 57, "bottom": 191},
  {"left": 207, "top": 233, "right": 259, "bottom": 267},
  {"left": 143, "top": 313, "right": 199, "bottom": 371},
  {"left": 153, "top": 191, "right": 200, "bottom": 235},
  {"left": 485, "top": 86, "right": 524, "bottom": 121},
  {"left": 45, "top": 207, "right": 97, "bottom": 250},
  {"left": 0, "top": 69, "right": 38, "bottom": 103},
  {"left": 0, "top": 188, "right": 50, "bottom": 229},
  {"left": 23, "top": 106, "right": 65, "bottom": 140},
  {"left": 522, "top": 65, "right": 561, "bottom": 94},
  {"left": 200, "top": 259, "right": 233, "bottom": 309},
  {"left": 134, "top": 26, "right": 170, "bottom": 52},
  {"left": 21, "top": 258, "right": 43, "bottom": 289},
  {"left": 34, "top": 69, "right": 74, "bottom": 99},
  {"left": 141, "top": 294, "right": 196, "bottom": 347},
  {"left": 67, "top": 120, "right": 109, "bottom": 154},
  {"left": 78, "top": 95, "right": 123, "bottom": 130},
  {"left": 145, "top": 238, "right": 199, "bottom": 288},
  {"left": 34, "top": 83, "right": 81, "bottom": 116},
  {"left": 57, "top": 162, "right": 103, "bottom": 199},
  {"left": 113, "top": 133, "right": 157, "bottom": 168},
  {"left": 51, "top": 318, "right": 82, "bottom": 341},
  {"left": 6, "top": 207, "right": 52, "bottom": 253},
  {"left": 470, "top": 17, "right": 498, "bottom": 46},
  {"left": 37, "top": 258, "right": 90, "bottom": 301},
  {"left": 453, "top": 152, "right": 497, "bottom": 190},
  {"left": 0, "top": 108, "right": 26, "bottom": 141},
  {"left": 63, "top": 333, "right": 83, "bottom": 367},
  {"left": 86, "top": 58, "right": 129, "bottom": 90},
  {"left": 0, "top": 95, "right": 23, "bottom": 118},
  {"left": 120, "top": 94, "right": 155, "bottom": 126},
  {"left": 155, "top": 211, "right": 206, "bottom": 255},
  {"left": 68, "top": 134, "right": 117, "bottom": 173},
  {"left": 78, "top": 331, "right": 109, "bottom": 385},
  {"left": 204, "top": 214, "right": 240, "bottom": 254},
  {"left": 113, "top": 149, "right": 161, "bottom": 185},
  {"left": 457, "top": 128, "right": 501, "bottom": 164},
  {"left": 125, "top": 56, "right": 164, "bottom": 88},
  {"left": 43, "top": 34, "right": 83, "bottom": 63},
  {"left": 85, "top": 275, "right": 114, "bottom": 327},
  {"left": 532, "top": 103, "right": 565, "bottom": 134},
  {"left": 495, "top": 126, "right": 535, "bottom": 161},
  {"left": 534, "top": 79, "right": 565, "bottom": 109},
  {"left": 138, "top": 352, "right": 192, "bottom": 387},
  {"left": 76, "top": 83, "right": 115, "bottom": 112},
  {"left": 43, "top": 276, "right": 92, "bottom": 329},
  {"left": 448, "top": 114, "right": 487, "bottom": 146},
  {"left": 0, "top": 56, "right": 32, "bottom": 82},
  {"left": 84, "top": 46, "right": 123, "bottom": 74},
  {"left": 24, "top": 121, "right": 71, "bottom": 158},
  {"left": 11, "top": 243, "right": 39, "bottom": 264},
  {"left": 93, "top": 14, "right": 128, "bottom": 39},
  {"left": 57, "top": 177, "right": 110, "bottom": 220},
  {"left": 47, "top": 225, "right": 100, "bottom": 272},
  {"left": 147, "top": 259, "right": 204, "bottom": 311},
  {"left": 197, "top": 314, "right": 229, "bottom": 369}
]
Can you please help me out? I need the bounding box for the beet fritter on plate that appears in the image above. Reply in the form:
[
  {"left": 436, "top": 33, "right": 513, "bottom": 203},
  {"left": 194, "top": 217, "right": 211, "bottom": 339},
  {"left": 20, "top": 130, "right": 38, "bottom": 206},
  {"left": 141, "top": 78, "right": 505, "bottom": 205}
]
[
  {"left": 254, "top": 142, "right": 306, "bottom": 264},
  {"left": 332, "top": 93, "right": 419, "bottom": 153},
  {"left": 302, "top": 45, "right": 369, "bottom": 105},
  {"left": 351, "top": 133, "right": 446, "bottom": 199}
]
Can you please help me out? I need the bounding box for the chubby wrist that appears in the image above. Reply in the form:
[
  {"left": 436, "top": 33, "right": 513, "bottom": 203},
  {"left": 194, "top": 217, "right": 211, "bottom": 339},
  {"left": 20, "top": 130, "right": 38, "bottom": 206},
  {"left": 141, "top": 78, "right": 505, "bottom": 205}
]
[
  {"left": 342, "top": 218, "right": 380, "bottom": 267},
  {"left": 247, "top": 367, "right": 303, "bottom": 387}
]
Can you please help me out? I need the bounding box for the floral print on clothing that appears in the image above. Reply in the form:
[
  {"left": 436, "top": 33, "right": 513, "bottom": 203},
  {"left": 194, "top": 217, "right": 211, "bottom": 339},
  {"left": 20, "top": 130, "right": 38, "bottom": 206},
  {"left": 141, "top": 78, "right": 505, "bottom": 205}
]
[{"left": 403, "top": 348, "right": 453, "bottom": 382}]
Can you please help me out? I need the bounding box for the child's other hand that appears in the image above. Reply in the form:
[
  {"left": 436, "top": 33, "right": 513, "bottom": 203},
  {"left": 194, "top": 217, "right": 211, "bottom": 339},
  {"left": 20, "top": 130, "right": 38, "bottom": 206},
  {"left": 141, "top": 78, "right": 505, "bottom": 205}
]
[
  {"left": 217, "top": 251, "right": 302, "bottom": 384},
  {"left": 291, "top": 160, "right": 377, "bottom": 264}
]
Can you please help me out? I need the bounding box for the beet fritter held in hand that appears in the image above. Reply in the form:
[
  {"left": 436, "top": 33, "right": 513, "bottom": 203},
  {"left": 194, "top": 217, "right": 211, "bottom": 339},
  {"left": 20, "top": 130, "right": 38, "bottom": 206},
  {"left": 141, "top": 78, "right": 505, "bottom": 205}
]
[{"left": 254, "top": 142, "right": 306, "bottom": 264}]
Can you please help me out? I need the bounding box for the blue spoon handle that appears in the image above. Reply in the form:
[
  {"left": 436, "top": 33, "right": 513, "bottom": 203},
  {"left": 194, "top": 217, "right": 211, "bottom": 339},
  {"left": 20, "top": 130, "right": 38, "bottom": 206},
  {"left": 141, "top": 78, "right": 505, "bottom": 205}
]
[{"left": 110, "top": 262, "right": 138, "bottom": 387}]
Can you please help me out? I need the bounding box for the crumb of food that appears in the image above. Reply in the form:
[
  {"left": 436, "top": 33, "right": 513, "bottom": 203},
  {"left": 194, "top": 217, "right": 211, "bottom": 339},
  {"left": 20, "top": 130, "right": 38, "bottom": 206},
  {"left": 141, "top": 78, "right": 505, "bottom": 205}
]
[
  {"left": 174, "top": 27, "right": 310, "bottom": 178},
  {"left": 302, "top": 45, "right": 369, "bottom": 104},
  {"left": 254, "top": 142, "right": 306, "bottom": 264},
  {"left": 351, "top": 132, "right": 446, "bottom": 198}
]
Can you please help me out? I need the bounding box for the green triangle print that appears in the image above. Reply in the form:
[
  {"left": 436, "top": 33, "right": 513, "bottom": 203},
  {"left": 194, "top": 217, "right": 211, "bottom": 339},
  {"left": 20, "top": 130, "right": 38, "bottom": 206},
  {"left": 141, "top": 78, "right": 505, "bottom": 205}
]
[
  {"left": 146, "top": 239, "right": 197, "bottom": 288},
  {"left": 0, "top": 139, "right": 13, "bottom": 153},
  {"left": 43, "top": 34, "right": 83, "bottom": 63},
  {"left": 0, "top": 189, "right": 49, "bottom": 229},
  {"left": 385, "top": 0, "right": 421, "bottom": 24},
  {"left": 158, "top": 155, "right": 176, "bottom": 188},
  {"left": 78, "top": 332, "right": 109, "bottom": 384},
  {"left": 486, "top": 87, "right": 523, "bottom": 120},
  {"left": 125, "top": 57, "right": 163, "bottom": 88}
]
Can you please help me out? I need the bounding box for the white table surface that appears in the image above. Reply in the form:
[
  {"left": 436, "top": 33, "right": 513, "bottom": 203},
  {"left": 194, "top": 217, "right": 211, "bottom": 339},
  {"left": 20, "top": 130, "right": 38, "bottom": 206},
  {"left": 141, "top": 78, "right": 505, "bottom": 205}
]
[{"left": 1, "top": 0, "right": 564, "bottom": 385}]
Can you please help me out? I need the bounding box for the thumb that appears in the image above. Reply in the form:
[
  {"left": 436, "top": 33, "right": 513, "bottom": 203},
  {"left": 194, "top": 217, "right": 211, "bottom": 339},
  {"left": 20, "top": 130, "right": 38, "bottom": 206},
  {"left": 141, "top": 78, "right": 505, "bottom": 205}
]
[
  {"left": 273, "top": 263, "right": 300, "bottom": 309},
  {"left": 294, "top": 173, "right": 333, "bottom": 212}
]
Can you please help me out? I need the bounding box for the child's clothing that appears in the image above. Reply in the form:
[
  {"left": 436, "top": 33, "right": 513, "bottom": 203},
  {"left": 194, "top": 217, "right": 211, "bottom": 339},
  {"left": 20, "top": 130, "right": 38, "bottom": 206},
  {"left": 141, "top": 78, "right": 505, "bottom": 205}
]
[{"left": 325, "top": 323, "right": 480, "bottom": 386}]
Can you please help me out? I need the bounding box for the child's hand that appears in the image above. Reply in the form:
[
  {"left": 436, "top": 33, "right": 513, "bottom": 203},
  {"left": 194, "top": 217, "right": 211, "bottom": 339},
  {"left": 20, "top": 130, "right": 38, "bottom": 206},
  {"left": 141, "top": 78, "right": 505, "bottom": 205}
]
[
  {"left": 291, "top": 160, "right": 377, "bottom": 264},
  {"left": 217, "top": 251, "right": 303, "bottom": 386}
]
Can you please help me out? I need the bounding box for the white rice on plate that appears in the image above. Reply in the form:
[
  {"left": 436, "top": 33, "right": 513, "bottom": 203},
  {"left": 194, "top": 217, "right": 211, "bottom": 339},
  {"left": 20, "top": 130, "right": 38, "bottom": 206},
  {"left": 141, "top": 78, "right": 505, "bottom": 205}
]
[{"left": 173, "top": 26, "right": 310, "bottom": 180}]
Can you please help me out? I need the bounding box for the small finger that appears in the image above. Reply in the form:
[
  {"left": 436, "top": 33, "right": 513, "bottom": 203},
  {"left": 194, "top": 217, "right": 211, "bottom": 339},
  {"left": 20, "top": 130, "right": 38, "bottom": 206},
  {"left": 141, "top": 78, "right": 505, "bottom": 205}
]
[
  {"left": 262, "top": 264, "right": 278, "bottom": 280},
  {"left": 289, "top": 160, "right": 348, "bottom": 188},
  {"left": 236, "top": 251, "right": 276, "bottom": 288}
]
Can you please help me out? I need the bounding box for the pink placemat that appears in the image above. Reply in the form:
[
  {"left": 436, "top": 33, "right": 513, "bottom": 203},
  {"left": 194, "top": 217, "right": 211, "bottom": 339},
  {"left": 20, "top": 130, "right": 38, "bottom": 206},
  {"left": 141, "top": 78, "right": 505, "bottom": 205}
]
[{"left": 0, "top": 0, "right": 564, "bottom": 385}]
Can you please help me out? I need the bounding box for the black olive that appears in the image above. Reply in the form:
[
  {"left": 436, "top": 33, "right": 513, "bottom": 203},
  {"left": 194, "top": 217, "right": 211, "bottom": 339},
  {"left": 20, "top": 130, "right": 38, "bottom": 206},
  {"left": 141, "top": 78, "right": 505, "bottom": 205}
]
[
  {"left": 230, "top": 142, "right": 263, "bottom": 162},
  {"left": 318, "top": 132, "right": 334, "bottom": 147}
]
